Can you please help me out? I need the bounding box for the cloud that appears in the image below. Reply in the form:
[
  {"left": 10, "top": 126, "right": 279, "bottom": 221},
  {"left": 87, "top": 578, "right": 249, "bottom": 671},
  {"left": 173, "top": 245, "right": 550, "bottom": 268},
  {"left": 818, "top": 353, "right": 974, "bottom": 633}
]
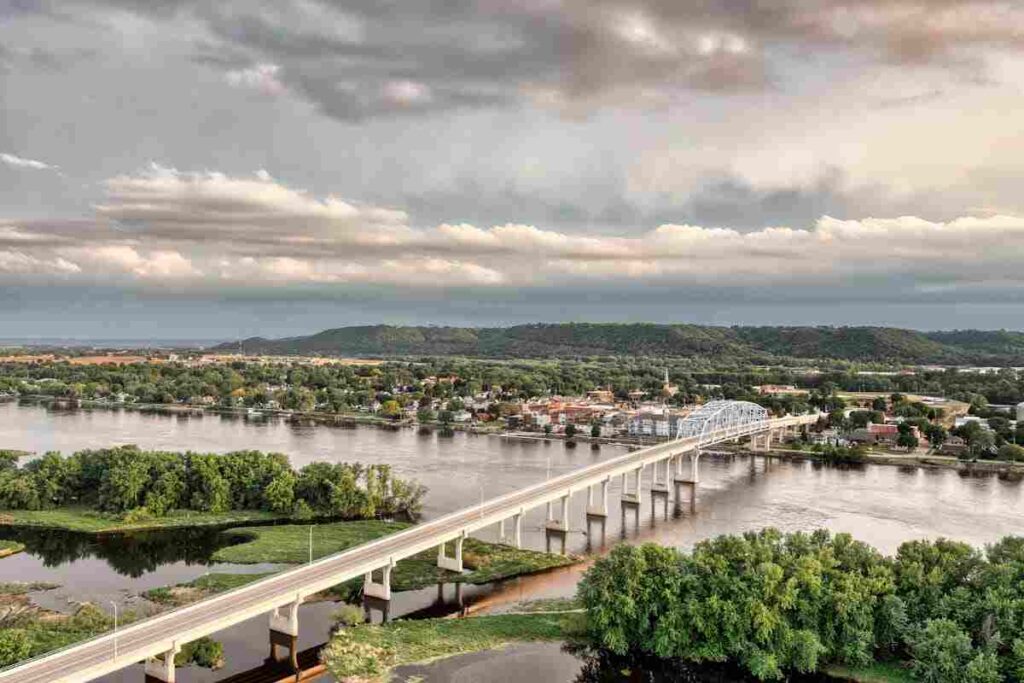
[
  {"left": 224, "top": 63, "right": 285, "bottom": 95},
  {"left": 1, "top": 152, "right": 58, "bottom": 171},
  {"left": 6, "top": 165, "right": 1024, "bottom": 296}
]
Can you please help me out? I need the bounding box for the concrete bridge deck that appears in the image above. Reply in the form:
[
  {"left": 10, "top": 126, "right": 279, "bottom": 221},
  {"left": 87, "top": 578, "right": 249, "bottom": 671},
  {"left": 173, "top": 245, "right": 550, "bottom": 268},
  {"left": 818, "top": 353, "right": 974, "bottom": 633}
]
[{"left": 0, "top": 409, "right": 817, "bottom": 683}]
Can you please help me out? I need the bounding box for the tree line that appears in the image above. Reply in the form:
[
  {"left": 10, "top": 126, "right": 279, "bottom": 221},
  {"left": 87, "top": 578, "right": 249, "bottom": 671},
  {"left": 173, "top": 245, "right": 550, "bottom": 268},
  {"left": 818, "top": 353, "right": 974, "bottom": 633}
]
[
  {"left": 579, "top": 529, "right": 1024, "bottom": 682},
  {"left": 4, "top": 356, "right": 1024, "bottom": 411},
  {"left": 0, "top": 447, "right": 425, "bottom": 520}
]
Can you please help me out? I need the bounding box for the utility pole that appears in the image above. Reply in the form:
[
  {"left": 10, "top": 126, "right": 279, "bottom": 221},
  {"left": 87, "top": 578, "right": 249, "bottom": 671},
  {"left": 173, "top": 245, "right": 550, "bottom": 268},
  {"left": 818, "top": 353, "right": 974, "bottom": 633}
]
[
  {"left": 308, "top": 525, "right": 313, "bottom": 564},
  {"left": 110, "top": 601, "right": 118, "bottom": 660}
]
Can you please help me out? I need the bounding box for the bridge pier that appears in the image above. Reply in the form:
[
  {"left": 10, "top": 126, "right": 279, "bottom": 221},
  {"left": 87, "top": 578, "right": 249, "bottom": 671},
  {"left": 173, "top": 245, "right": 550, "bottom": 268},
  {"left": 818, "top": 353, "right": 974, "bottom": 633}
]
[
  {"left": 437, "top": 534, "right": 465, "bottom": 573},
  {"left": 673, "top": 452, "right": 700, "bottom": 511},
  {"left": 268, "top": 596, "right": 303, "bottom": 673},
  {"left": 545, "top": 492, "right": 570, "bottom": 555},
  {"left": 585, "top": 479, "right": 609, "bottom": 548},
  {"left": 143, "top": 643, "right": 180, "bottom": 683},
  {"left": 620, "top": 465, "right": 643, "bottom": 509},
  {"left": 364, "top": 561, "right": 394, "bottom": 601}
]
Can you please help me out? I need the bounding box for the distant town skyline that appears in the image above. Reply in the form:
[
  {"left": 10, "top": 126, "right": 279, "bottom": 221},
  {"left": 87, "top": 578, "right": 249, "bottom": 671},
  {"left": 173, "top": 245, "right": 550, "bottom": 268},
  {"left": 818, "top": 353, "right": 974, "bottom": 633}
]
[{"left": 3, "top": 1, "right": 1024, "bottom": 337}]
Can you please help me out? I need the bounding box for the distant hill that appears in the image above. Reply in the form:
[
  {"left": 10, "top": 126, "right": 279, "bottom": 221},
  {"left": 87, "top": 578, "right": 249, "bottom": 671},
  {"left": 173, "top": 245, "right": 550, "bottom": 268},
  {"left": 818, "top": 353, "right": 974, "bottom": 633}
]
[{"left": 217, "top": 324, "right": 1024, "bottom": 365}]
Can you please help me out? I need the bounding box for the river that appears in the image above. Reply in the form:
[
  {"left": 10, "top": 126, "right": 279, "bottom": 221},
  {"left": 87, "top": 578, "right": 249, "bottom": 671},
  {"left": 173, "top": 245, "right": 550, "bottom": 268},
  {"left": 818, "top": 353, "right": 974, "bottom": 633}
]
[{"left": 1, "top": 400, "right": 1022, "bottom": 682}]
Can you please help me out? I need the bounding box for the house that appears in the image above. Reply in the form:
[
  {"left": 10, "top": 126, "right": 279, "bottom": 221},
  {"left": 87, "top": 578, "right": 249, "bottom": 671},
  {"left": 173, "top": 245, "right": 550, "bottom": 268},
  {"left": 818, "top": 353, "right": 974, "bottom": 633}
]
[{"left": 849, "top": 422, "right": 920, "bottom": 446}]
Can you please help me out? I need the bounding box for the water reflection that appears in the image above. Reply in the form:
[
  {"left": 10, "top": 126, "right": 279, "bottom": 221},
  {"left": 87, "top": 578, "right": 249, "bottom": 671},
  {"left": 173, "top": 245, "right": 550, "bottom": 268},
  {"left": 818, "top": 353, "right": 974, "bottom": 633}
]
[{"left": 0, "top": 526, "right": 243, "bottom": 576}]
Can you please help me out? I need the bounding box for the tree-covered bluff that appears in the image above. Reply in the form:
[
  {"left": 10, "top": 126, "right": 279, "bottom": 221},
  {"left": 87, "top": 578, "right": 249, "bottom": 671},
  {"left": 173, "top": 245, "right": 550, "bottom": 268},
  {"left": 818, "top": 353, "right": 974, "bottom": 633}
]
[
  {"left": 0, "top": 447, "right": 425, "bottom": 521},
  {"left": 220, "top": 323, "right": 1024, "bottom": 365},
  {"left": 578, "top": 529, "right": 1024, "bottom": 682}
]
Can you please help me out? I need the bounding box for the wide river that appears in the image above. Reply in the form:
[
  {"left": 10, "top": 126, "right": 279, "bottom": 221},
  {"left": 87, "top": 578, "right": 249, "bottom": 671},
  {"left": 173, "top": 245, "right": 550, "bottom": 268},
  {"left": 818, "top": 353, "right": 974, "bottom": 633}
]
[{"left": 1, "top": 400, "right": 1022, "bottom": 682}]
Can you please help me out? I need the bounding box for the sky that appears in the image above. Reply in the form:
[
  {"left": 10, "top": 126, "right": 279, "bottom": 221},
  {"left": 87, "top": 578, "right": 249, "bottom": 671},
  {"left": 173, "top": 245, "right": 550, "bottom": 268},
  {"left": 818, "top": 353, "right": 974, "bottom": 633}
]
[{"left": 3, "top": 0, "right": 1024, "bottom": 340}]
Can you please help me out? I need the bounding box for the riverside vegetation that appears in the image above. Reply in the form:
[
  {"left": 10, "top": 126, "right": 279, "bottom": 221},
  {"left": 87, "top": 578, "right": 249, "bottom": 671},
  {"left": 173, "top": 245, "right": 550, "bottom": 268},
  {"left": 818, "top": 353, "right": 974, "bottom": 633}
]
[
  {"left": 0, "top": 446, "right": 425, "bottom": 529},
  {"left": 323, "top": 529, "right": 1024, "bottom": 682},
  {"left": 579, "top": 529, "right": 1024, "bottom": 682}
]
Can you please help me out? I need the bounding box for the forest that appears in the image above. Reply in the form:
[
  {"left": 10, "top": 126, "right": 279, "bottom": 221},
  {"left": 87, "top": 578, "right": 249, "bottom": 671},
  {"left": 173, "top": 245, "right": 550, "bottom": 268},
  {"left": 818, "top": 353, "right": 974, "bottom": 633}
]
[
  {"left": 0, "top": 447, "right": 425, "bottom": 520},
  {"left": 219, "top": 323, "right": 1024, "bottom": 365},
  {"left": 578, "top": 529, "right": 1024, "bottom": 682}
]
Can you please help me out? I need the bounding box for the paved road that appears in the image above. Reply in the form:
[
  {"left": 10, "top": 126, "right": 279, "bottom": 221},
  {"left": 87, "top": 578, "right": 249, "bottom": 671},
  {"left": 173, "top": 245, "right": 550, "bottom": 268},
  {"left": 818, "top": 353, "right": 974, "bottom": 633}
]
[{"left": 0, "top": 415, "right": 814, "bottom": 683}]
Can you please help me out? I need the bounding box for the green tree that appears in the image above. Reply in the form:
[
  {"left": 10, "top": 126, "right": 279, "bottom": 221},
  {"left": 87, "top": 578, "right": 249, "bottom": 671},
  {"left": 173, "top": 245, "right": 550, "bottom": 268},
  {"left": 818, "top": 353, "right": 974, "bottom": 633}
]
[
  {"left": 590, "top": 423, "right": 601, "bottom": 438},
  {"left": 565, "top": 424, "right": 577, "bottom": 438},
  {"left": 910, "top": 619, "right": 975, "bottom": 683}
]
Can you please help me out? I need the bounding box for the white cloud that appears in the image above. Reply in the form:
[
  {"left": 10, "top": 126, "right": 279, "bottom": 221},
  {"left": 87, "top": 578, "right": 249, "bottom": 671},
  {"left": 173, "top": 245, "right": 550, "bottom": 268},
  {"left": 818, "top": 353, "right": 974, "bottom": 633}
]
[
  {"left": 1, "top": 152, "right": 58, "bottom": 171},
  {"left": 381, "top": 80, "right": 432, "bottom": 106},
  {"left": 9, "top": 166, "right": 1024, "bottom": 293},
  {"left": 224, "top": 63, "right": 285, "bottom": 95}
]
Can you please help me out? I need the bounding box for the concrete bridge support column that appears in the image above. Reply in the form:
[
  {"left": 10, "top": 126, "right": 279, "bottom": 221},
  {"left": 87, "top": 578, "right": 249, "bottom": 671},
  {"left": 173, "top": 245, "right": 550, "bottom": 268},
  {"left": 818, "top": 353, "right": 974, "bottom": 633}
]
[
  {"left": 512, "top": 512, "right": 522, "bottom": 548},
  {"left": 268, "top": 596, "right": 302, "bottom": 672},
  {"left": 143, "top": 643, "right": 180, "bottom": 683},
  {"left": 437, "top": 534, "right": 465, "bottom": 573},
  {"left": 364, "top": 561, "right": 394, "bottom": 600},
  {"left": 650, "top": 458, "right": 670, "bottom": 522},
  {"left": 545, "top": 493, "right": 570, "bottom": 555},
  {"left": 674, "top": 452, "right": 700, "bottom": 512},
  {"left": 585, "top": 478, "right": 610, "bottom": 548}
]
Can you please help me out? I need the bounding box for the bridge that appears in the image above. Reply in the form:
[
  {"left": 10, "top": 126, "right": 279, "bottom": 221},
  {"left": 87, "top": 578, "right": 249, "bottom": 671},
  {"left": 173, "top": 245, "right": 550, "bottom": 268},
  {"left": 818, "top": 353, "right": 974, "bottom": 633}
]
[{"left": 0, "top": 402, "right": 818, "bottom": 683}]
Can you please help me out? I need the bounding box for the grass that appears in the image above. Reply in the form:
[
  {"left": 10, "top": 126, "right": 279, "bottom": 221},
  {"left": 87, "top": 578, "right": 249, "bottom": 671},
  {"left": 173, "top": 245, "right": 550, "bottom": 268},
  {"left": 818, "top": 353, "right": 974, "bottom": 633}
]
[
  {"left": 0, "top": 539, "right": 25, "bottom": 557},
  {"left": 321, "top": 612, "right": 583, "bottom": 681},
  {"left": 211, "top": 519, "right": 411, "bottom": 564},
  {"left": 0, "top": 581, "right": 59, "bottom": 594},
  {"left": 825, "top": 661, "right": 916, "bottom": 683},
  {"left": 143, "top": 572, "right": 274, "bottom": 607},
  {"left": 0, "top": 507, "right": 292, "bottom": 533}
]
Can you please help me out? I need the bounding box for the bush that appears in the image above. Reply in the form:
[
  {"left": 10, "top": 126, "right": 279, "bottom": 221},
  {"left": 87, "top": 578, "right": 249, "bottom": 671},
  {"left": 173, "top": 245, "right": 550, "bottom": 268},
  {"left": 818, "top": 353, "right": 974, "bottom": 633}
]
[
  {"left": 321, "top": 631, "right": 393, "bottom": 680},
  {"left": 0, "top": 629, "right": 30, "bottom": 667},
  {"left": 176, "top": 636, "right": 224, "bottom": 669},
  {"left": 332, "top": 603, "right": 365, "bottom": 628}
]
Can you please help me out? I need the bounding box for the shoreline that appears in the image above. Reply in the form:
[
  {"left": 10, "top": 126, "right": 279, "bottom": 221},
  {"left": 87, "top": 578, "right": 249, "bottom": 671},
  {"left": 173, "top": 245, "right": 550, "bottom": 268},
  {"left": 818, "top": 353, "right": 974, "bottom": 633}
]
[{"left": 8, "top": 396, "right": 1023, "bottom": 478}]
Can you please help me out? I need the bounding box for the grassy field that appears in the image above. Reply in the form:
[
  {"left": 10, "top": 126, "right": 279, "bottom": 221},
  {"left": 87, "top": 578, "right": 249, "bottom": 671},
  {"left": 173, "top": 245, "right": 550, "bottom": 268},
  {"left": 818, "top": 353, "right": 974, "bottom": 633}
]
[
  {"left": 0, "top": 507, "right": 292, "bottom": 533},
  {"left": 211, "top": 519, "right": 411, "bottom": 563},
  {"left": 0, "top": 539, "right": 25, "bottom": 557},
  {"left": 321, "top": 612, "right": 582, "bottom": 681}
]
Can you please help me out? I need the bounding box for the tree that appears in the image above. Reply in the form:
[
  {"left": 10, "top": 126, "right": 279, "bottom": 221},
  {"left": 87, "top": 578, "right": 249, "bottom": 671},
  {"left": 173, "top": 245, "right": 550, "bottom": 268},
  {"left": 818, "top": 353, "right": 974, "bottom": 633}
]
[
  {"left": 896, "top": 432, "right": 919, "bottom": 450},
  {"left": 565, "top": 424, "right": 577, "bottom": 438},
  {"left": 967, "top": 429, "right": 996, "bottom": 460},
  {"left": 590, "top": 423, "right": 601, "bottom": 438},
  {"left": 872, "top": 396, "right": 888, "bottom": 412},
  {"left": 379, "top": 400, "right": 401, "bottom": 419},
  {"left": 996, "top": 443, "right": 1024, "bottom": 462},
  {"left": 909, "top": 619, "right": 975, "bottom": 683},
  {"left": 263, "top": 472, "right": 296, "bottom": 513},
  {"left": 416, "top": 407, "right": 434, "bottom": 424},
  {"left": 924, "top": 424, "right": 948, "bottom": 448}
]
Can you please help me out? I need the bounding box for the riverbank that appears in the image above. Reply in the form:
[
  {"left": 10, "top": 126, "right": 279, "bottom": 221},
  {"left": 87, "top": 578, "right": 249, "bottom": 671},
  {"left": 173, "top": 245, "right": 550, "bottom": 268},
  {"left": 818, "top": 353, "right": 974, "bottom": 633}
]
[
  {"left": 0, "top": 539, "right": 24, "bottom": 557},
  {"left": 9, "top": 394, "right": 506, "bottom": 436},
  {"left": 765, "top": 445, "right": 1024, "bottom": 476},
  {"left": 0, "top": 507, "right": 294, "bottom": 534},
  {"left": 322, "top": 610, "right": 583, "bottom": 681},
  {"left": 321, "top": 608, "right": 912, "bottom": 683}
]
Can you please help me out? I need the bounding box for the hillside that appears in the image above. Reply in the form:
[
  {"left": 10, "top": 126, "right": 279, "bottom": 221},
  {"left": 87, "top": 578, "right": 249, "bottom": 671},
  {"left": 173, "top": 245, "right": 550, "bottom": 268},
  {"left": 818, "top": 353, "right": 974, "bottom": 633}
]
[{"left": 220, "top": 324, "right": 1024, "bottom": 365}]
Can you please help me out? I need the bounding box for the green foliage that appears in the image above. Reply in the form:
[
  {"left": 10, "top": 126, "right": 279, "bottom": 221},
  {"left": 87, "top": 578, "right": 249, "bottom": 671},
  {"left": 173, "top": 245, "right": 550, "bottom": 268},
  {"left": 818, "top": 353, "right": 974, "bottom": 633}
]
[
  {"left": 0, "top": 630, "right": 31, "bottom": 667},
  {"left": 0, "top": 446, "right": 425, "bottom": 520},
  {"left": 322, "top": 612, "right": 578, "bottom": 681},
  {"left": 175, "top": 636, "right": 224, "bottom": 669},
  {"left": 909, "top": 619, "right": 975, "bottom": 683},
  {"left": 332, "top": 603, "right": 365, "bottom": 628},
  {"left": 217, "top": 323, "right": 1024, "bottom": 364},
  {"left": 579, "top": 530, "right": 1024, "bottom": 682}
]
